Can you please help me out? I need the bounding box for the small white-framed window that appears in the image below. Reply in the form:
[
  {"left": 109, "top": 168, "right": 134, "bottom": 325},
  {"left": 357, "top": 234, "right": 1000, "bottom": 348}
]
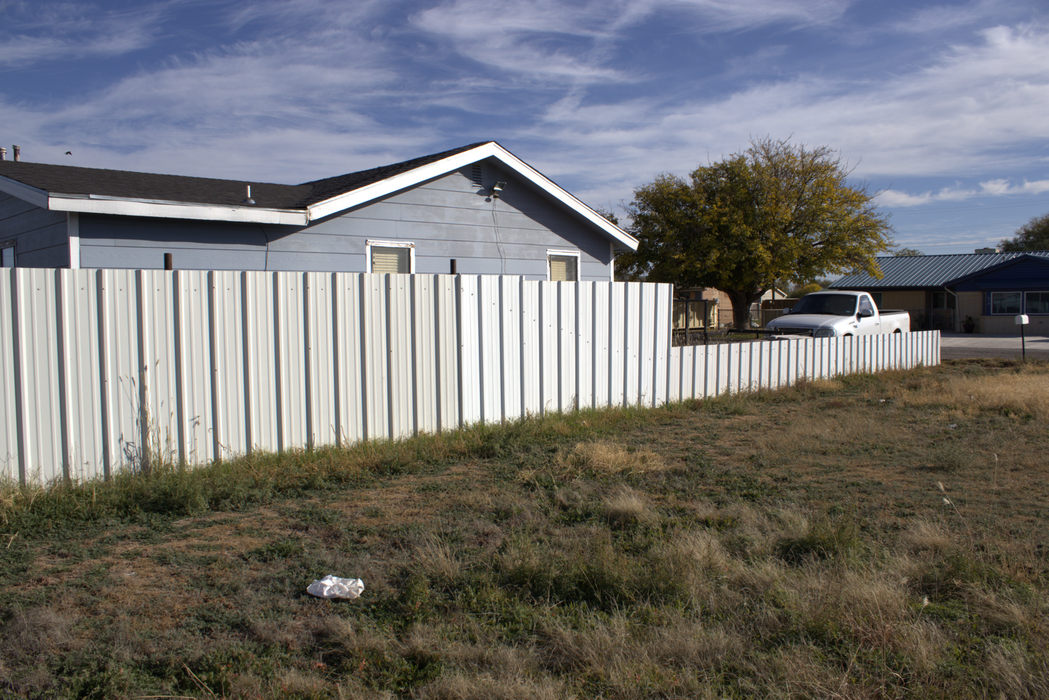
[
  {"left": 366, "top": 240, "right": 414, "bottom": 274},
  {"left": 548, "top": 249, "right": 580, "bottom": 282},
  {"left": 0, "top": 240, "right": 14, "bottom": 268},
  {"left": 990, "top": 291, "right": 1022, "bottom": 315}
]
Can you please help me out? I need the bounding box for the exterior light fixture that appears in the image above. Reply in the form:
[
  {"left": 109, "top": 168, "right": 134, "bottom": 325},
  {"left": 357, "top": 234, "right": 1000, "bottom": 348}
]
[{"left": 491, "top": 181, "right": 506, "bottom": 199}]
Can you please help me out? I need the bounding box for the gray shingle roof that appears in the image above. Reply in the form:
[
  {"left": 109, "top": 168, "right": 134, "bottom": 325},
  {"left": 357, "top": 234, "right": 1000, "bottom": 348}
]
[
  {"left": 0, "top": 142, "right": 490, "bottom": 210},
  {"left": 831, "top": 252, "right": 1049, "bottom": 289}
]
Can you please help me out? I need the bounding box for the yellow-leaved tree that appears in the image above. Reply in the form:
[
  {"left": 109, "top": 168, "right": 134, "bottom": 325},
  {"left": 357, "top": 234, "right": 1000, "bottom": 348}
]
[{"left": 618, "top": 138, "right": 894, "bottom": 329}]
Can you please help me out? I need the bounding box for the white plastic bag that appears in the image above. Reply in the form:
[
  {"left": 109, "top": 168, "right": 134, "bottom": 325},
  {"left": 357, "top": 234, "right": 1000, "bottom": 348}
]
[{"left": 307, "top": 575, "right": 365, "bottom": 599}]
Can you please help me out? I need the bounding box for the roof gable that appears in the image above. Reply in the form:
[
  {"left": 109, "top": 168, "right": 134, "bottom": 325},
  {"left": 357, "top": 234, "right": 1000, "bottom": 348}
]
[{"left": 0, "top": 142, "right": 638, "bottom": 250}]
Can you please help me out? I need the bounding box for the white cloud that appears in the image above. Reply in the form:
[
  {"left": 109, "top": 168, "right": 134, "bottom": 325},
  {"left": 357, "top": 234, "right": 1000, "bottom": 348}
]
[
  {"left": 893, "top": 0, "right": 1022, "bottom": 34},
  {"left": 876, "top": 177, "right": 1049, "bottom": 208},
  {"left": 662, "top": 0, "right": 850, "bottom": 32},
  {"left": 518, "top": 18, "right": 1049, "bottom": 205},
  {"left": 0, "top": 2, "right": 161, "bottom": 67}
]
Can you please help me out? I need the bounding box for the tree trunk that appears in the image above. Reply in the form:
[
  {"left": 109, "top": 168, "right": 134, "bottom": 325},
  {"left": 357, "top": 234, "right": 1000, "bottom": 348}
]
[{"left": 725, "top": 289, "right": 765, "bottom": 330}]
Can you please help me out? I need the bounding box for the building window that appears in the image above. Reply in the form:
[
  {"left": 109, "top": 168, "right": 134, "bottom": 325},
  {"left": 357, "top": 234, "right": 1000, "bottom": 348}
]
[
  {"left": 990, "top": 292, "right": 1022, "bottom": 315},
  {"left": 1024, "top": 291, "right": 1049, "bottom": 315},
  {"left": 367, "top": 240, "right": 414, "bottom": 274},
  {"left": 870, "top": 292, "right": 883, "bottom": 308},
  {"left": 930, "top": 291, "right": 956, "bottom": 309},
  {"left": 0, "top": 241, "right": 13, "bottom": 268},
  {"left": 548, "top": 250, "right": 579, "bottom": 281}
]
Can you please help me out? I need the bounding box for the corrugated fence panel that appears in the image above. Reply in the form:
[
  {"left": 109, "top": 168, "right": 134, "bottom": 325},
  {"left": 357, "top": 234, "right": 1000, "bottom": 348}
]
[
  {"left": 500, "top": 276, "right": 522, "bottom": 421},
  {"left": 412, "top": 275, "right": 439, "bottom": 435},
  {"left": 557, "top": 282, "right": 576, "bottom": 413},
  {"left": 211, "top": 270, "right": 249, "bottom": 459},
  {"left": 0, "top": 269, "right": 943, "bottom": 487},
  {"left": 138, "top": 270, "right": 180, "bottom": 466},
  {"left": 477, "top": 276, "right": 502, "bottom": 424},
  {"left": 609, "top": 283, "right": 626, "bottom": 406},
  {"left": 652, "top": 284, "right": 672, "bottom": 407},
  {"left": 592, "top": 283, "right": 610, "bottom": 408},
  {"left": 361, "top": 274, "right": 390, "bottom": 440},
  {"left": 174, "top": 270, "right": 214, "bottom": 465},
  {"left": 387, "top": 274, "right": 415, "bottom": 439},
  {"left": 277, "top": 272, "right": 309, "bottom": 449},
  {"left": 622, "top": 283, "right": 641, "bottom": 405},
  {"left": 100, "top": 269, "right": 146, "bottom": 472},
  {"left": 57, "top": 270, "right": 105, "bottom": 480},
  {"left": 539, "top": 282, "right": 558, "bottom": 414},
  {"left": 435, "top": 275, "right": 460, "bottom": 431},
  {"left": 458, "top": 275, "right": 482, "bottom": 426},
  {"left": 334, "top": 273, "right": 365, "bottom": 444},
  {"left": 0, "top": 271, "right": 17, "bottom": 482},
  {"left": 667, "top": 347, "right": 681, "bottom": 404},
  {"left": 638, "top": 284, "right": 657, "bottom": 406},
  {"left": 244, "top": 271, "right": 280, "bottom": 453},
  {"left": 520, "top": 280, "right": 542, "bottom": 416},
  {"left": 303, "top": 273, "right": 336, "bottom": 447},
  {"left": 14, "top": 269, "right": 63, "bottom": 483},
  {"left": 576, "top": 282, "right": 594, "bottom": 411},
  {"left": 739, "top": 342, "right": 756, "bottom": 392}
]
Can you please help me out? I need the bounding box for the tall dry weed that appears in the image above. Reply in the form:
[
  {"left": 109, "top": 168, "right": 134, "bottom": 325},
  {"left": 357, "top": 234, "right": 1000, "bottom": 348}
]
[
  {"left": 559, "top": 440, "right": 665, "bottom": 475},
  {"left": 412, "top": 534, "right": 463, "bottom": 583},
  {"left": 901, "top": 520, "right": 952, "bottom": 554},
  {"left": 893, "top": 369, "right": 1049, "bottom": 420},
  {"left": 603, "top": 486, "right": 655, "bottom": 528},
  {"left": 985, "top": 640, "right": 1049, "bottom": 699},
  {"left": 416, "top": 672, "right": 564, "bottom": 700}
]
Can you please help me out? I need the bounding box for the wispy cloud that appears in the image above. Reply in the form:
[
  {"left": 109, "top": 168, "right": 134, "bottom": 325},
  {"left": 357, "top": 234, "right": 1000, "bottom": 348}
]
[
  {"left": 0, "top": 1, "right": 162, "bottom": 67},
  {"left": 892, "top": 0, "right": 1024, "bottom": 34},
  {"left": 879, "top": 178, "right": 1049, "bottom": 207}
]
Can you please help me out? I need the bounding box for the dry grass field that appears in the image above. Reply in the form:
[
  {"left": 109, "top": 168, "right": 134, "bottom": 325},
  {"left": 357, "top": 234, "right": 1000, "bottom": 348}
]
[{"left": 1, "top": 358, "right": 1047, "bottom": 699}]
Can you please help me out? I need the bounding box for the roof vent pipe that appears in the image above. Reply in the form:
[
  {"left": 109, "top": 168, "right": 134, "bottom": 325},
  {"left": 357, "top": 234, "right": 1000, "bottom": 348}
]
[
  {"left": 0, "top": 148, "right": 5, "bottom": 161},
  {"left": 243, "top": 185, "right": 255, "bottom": 205},
  {"left": 12, "top": 146, "right": 20, "bottom": 162}
]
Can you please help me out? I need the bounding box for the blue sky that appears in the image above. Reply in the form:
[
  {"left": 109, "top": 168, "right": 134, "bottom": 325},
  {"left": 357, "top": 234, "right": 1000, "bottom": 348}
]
[{"left": 2, "top": 0, "right": 1048, "bottom": 255}]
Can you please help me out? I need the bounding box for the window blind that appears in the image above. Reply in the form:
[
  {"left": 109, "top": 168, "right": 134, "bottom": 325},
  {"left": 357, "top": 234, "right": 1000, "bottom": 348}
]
[
  {"left": 371, "top": 246, "right": 411, "bottom": 273},
  {"left": 549, "top": 254, "right": 578, "bottom": 282}
]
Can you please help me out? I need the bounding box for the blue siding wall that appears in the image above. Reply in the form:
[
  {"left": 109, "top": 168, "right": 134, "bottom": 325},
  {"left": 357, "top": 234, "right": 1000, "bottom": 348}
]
[
  {"left": 78, "top": 215, "right": 273, "bottom": 270},
  {"left": 77, "top": 159, "right": 616, "bottom": 279},
  {"left": 0, "top": 192, "right": 68, "bottom": 267},
  {"left": 955, "top": 258, "right": 1049, "bottom": 291}
]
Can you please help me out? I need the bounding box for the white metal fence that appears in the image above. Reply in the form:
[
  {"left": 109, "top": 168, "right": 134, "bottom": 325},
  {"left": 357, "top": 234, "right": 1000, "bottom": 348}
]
[{"left": 0, "top": 269, "right": 940, "bottom": 486}]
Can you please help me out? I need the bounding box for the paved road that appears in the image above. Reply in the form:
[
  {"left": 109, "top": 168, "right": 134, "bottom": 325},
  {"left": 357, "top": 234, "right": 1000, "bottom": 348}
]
[{"left": 939, "top": 332, "right": 1049, "bottom": 360}]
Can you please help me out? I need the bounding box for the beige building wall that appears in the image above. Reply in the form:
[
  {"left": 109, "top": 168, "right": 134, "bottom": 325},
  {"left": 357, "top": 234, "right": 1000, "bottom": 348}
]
[
  {"left": 980, "top": 313, "right": 1049, "bottom": 335},
  {"left": 957, "top": 292, "right": 983, "bottom": 332}
]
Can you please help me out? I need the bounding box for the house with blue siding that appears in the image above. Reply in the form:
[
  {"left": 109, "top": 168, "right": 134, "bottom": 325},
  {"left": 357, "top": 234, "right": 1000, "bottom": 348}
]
[
  {"left": 830, "top": 251, "right": 1049, "bottom": 334},
  {"left": 0, "top": 142, "right": 637, "bottom": 280}
]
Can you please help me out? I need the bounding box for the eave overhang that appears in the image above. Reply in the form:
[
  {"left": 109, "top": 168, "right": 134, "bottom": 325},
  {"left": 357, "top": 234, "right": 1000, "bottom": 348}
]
[{"left": 0, "top": 142, "right": 638, "bottom": 250}]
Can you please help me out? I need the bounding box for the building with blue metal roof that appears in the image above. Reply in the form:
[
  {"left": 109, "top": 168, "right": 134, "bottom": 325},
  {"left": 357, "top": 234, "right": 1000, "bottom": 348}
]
[{"left": 830, "top": 251, "right": 1049, "bottom": 334}]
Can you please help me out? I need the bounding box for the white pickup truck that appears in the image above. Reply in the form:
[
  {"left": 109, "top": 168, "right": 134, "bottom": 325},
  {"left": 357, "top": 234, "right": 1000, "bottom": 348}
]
[{"left": 765, "top": 290, "right": 910, "bottom": 338}]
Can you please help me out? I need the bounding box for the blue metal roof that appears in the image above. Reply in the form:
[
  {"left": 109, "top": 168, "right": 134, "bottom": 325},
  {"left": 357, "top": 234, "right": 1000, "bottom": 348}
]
[{"left": 830, "top": 252, "right": 1049, "bottom": 289}]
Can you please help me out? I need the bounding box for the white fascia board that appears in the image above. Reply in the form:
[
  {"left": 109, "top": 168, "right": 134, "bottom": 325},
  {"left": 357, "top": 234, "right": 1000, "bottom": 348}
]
[
  {"left": 47, "top": 195, "right": 307, "bottom": 225},
  {"left": 307, "top": 143, "right": 504, "bottom": 221},
  {"left": 0, "top": 176, "right": 49, "bottom": 208},
  {"left": 306, "top": 142, "right": 640, "bottom": 251}
]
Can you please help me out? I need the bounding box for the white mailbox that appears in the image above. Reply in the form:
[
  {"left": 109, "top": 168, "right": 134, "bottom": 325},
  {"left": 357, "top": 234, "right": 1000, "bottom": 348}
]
[{"left": 1016, "top": 314, "right": 1029, "bottom": 325}]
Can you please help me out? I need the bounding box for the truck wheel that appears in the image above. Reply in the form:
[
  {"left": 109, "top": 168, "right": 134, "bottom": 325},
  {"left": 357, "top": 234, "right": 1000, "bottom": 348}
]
[{"left": 893, "top": 329, "right": 902, "bottom": 334}]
